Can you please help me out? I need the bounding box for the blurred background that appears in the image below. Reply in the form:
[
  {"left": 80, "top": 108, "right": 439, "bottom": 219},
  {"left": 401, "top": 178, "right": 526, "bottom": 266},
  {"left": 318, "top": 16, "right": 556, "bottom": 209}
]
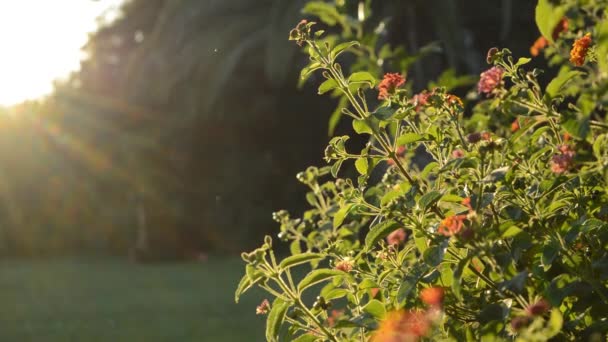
[{"left": 0, "top": 0, "right": 537, "bottom": 340}]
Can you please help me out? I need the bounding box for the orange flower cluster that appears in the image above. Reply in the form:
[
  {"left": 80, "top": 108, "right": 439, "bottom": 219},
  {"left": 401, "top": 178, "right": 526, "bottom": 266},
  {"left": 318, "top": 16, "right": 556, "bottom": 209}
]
[
  {"left": 378, "top": 73, "right": 406, "bottom": 100},
  {"left": 420, "top": 287, "right": 444, "bottom": 307},
  {"left": 438, "top": 214, "right": 466, "bottom": 236},
  {"left": 530, "top": 18, "right": 568, "bottom": 56},
  {"left": 371, "top": 310, "right": 430, "bottom": 342},
  {"left": 570, "top": 33, "right": 592, "bottom": 66}
]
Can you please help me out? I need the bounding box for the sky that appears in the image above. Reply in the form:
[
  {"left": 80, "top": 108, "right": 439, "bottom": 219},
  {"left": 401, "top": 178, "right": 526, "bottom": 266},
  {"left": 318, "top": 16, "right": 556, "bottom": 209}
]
[{"left": 0, "top": 0, "right": 124, "bottom": 106}]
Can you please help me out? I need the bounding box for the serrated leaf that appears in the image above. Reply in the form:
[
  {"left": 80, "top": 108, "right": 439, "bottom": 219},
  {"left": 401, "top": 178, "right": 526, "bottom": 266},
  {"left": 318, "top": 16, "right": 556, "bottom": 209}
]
[
  {"left": 365, "top": 220, "right": 401, "bottom": 249},
  {"left": 331, "top": 41, "right": 359, "bottom": 60},
  {"left": 348, "top": 71, "right": 376, "bottom": 86},
  {"left": 371, "top": 106, "right": 396, "bottom": 120},
  {"left": 318, "top": 79, "right": 339, "bottom": 94},
  {"left": 266, "top": 298, "right": 291, "bottom": 342},
  {"left": 333, "top": 203, "right": 354, "bottom": 228},
  {"left": 423, "top": 243, "right": 446, "bottom": 267},
  {"left": 419, "top": 191, "right": 442, "bottom": 210},
  {"left": 279, "top": 253, "right": 324, "bottom": 270},
  {"left": 355, "top": 157, "right": 369, "bottom": 175},
  {"left": 545, "top": 69, "right": 583, "bottom": 99},
  {"left": 396, "top": 133, "right": 425, "bottom": 145},
  {"left": 396, "top": 264, "right": 427, "bottom": 305},
  {"left": 363, "top": 299, "right": 386, "bottom": 319},
  {"left": 298, "top": 269, "right": 344, "bottom": 293},
  {"left": 352, "top": 119, "right": 373, "bottom": 134},
  {"left": 535, "top": 0, "right": 567, "bottom": 44}
]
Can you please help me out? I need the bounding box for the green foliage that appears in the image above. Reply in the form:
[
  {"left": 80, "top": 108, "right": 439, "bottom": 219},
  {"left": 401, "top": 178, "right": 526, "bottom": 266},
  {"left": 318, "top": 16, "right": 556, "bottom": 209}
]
[{"left": 238, "top": 0, "right": 608, "bottom": 340}]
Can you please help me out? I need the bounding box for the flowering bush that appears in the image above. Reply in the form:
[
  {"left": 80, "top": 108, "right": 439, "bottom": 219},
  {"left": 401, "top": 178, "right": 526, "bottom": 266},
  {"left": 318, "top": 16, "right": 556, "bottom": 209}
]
[{"left": 236, "top": 1, "right": 608, "bottom": 341}]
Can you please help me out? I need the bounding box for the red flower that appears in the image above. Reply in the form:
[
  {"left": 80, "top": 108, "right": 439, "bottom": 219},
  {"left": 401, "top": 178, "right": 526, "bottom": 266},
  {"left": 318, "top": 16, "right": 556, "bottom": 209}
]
[
  {"left": 420, "top": 287, "right": 444, "bottom": 307},
  {"left": 552, "top": 18, "right": 569, "bottom": 40},
  {"left": 550, "top": 145, "right": 575, "bottom": 174},
  {"left": 570, "top": 33, "right": 592, "bottom": 66},
  {"left": 256, "top": 299, "right": 270, "bottom": 315},
  {"left": 526, "top": 299, "right": 550, "bottom": 316},
  {"left": 386, "top": 228, "right": 407, "bottom": 246},
  {"left": 438, "top": 215, "right": 466, "bottom": 236},
  {"left": 378, "top": 73, "right": 406, "bottom": 100},
  {"left": 478, "top": 66, "right": 504, "bottom": 95}
]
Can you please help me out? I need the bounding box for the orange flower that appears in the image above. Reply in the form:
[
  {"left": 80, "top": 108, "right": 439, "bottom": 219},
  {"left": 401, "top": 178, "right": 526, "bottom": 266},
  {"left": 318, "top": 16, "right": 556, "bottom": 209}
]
[
  {"left": 371, "top": 310, "right": 430, "bottom": 342},
  {"left": 327, "top": 309, "right": 344, "bottom": 327},
  {"left": 438, "top": 215, "right": 466, "bottom": 236},
  {"left": 370, "top": 287, "right": 380, "bottom": 298},
  {"left": 530, "top": 18, "right": 568, "bottom": 56},
  {"left": 570, "top": 33, "right": 592, "bottom": 66},
  {"left": 420, "top": 287, "right": 444, "bottom": 307},
  {"left": 511, "top": 119, "right": 520, "bottom": 132},
  {"left": 378, "top": 73, "right": 406, "bottom": 100},
  {"left": 462, "top": 197, "right": 473, "bottom": 211},
  {"left": 530, "top": 36, "right": 549, "bottom": 57}
]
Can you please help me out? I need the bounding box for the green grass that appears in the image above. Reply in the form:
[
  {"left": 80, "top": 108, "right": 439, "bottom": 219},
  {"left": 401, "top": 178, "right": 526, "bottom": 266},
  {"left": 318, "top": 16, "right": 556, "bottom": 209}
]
[{"left": 0, "top": 257, "right": 266, "bottom": 341}]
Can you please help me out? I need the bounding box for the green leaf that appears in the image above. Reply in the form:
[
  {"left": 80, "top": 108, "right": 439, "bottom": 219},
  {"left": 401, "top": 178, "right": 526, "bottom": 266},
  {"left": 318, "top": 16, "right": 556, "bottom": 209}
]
[
  {"left": 279, "top": 253, "right": 324, "bottom": 270},
  {"left": 541, "top": 242, "right": 559, "bottom": 271},
  {"left": 452, "top": 257, "right": 470, "bottom": 300},
  {"left": 235, "top": 273, "right": 252, "bottom": 303},
  {"left": 545, "top": 69, "right": 583, "bottom": 99},
  {"left": 331, "top": 41, "right": 359, "bottom": 60},
  {"left": 562, "top": 117, "right": 590, "bottom": 139},
  {"left": 266, "top": 298, "right": 291, "bottom": 342},
  {"left": 597, "top": 18, "right": 608, "bottom": 75},
  {"left": 333, "top": 203, "right": 354, "bottom": 228},
  {"left": 363, "top": 299, "right": 386, "bottom": 319},
  {"left": 291, "top": 334, "right": 317, "bottom": 342},
  {"left": 318, "top": 79, "right": 339, "bottom": 94},
  {"left": 298, "top": 269, "right": 344, "bottom": 293},
  {"left": 365, "top": 220, "right": 401, "bottom": 249},
  {"left": 396, "top": 133, "right": 425, "bottom": 145},
  {"left": 355, "top": 157, "right": 369, "bottom": 175},
  {"left": 330, "top": 159, "right": 344, "bottom": 177},
  {"left": 371, "top": 106, "right": 396, "bottom": 120},
  {"left": 419, "top": 191, "right": 442, "bottom": 210},
  {"left": 423, "top": 243, "right": 446, "bottom": 267},
  {"left": 290, "top": 240, "right": 302, "bottom": 255},
  {"left": 535, "top": 0, "right": 567, "bottom": 44},
  {"left": 502, "top": 226, "right": 522, "bottom": 238},
  {"left": 348, "top": 71, "right": 376, "bottom": 86},
  {"left": 396, "top": 264, "right": 427, "bottom": 305},
  {"left": 352, "top": 119, "right": 373, "bottom": 135},
  {"left": 546, "top": 309, "right": 563, "bottom": 337},
  {"left": 515, "top": 57, "right": 531, "bottom": 67}
]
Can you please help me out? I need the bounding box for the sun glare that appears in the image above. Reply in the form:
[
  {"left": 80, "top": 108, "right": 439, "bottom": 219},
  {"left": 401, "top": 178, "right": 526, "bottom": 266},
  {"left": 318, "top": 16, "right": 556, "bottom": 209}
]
[{"left": 0, "top": 0, "right": 123, "bottom": 106}]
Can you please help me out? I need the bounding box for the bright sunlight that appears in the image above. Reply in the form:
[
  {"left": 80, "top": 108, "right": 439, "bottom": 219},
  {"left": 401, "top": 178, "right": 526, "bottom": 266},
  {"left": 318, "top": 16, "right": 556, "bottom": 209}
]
[{"left": 0, "top": 0, "right": 123, "bottom": 106}]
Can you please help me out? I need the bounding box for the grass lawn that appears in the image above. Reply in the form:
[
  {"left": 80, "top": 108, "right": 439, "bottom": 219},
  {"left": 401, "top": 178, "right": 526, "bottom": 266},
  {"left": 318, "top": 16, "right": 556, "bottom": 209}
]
[{"left": 0, "top": 257, "right": 267, "bottom": 341}]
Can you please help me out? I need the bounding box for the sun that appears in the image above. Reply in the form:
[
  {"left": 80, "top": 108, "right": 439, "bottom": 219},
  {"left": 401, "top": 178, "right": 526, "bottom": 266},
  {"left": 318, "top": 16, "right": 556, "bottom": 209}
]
[{"left": 0, "top": 0, "right": 123, "bottom": 106}]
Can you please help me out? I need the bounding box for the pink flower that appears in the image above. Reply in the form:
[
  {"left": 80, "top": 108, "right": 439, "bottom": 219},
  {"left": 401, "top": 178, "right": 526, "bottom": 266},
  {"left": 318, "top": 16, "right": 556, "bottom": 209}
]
[
  {"left": 452, "top": 149, "right": 464, "bottom": 159},
  {"left": 386, "top": 228, "right": 407, "bottom": 246},
  {"left": 256, "top": 299, "right": 270, "bottom": 315},
  {"left": 335, "top": 259, "right": 353, "bottom": 272},
  {"left": 550, "top": 145, "right": 575, "bottom": 173},
  {"left": 477, "top": 66, "right": 504, "bottom": 95},
  {"left": 526, "top": 299, "right": 550, "bottom": 316},
  {"left": 378, "top": 73, "right": 406, "bottom": 100}
]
